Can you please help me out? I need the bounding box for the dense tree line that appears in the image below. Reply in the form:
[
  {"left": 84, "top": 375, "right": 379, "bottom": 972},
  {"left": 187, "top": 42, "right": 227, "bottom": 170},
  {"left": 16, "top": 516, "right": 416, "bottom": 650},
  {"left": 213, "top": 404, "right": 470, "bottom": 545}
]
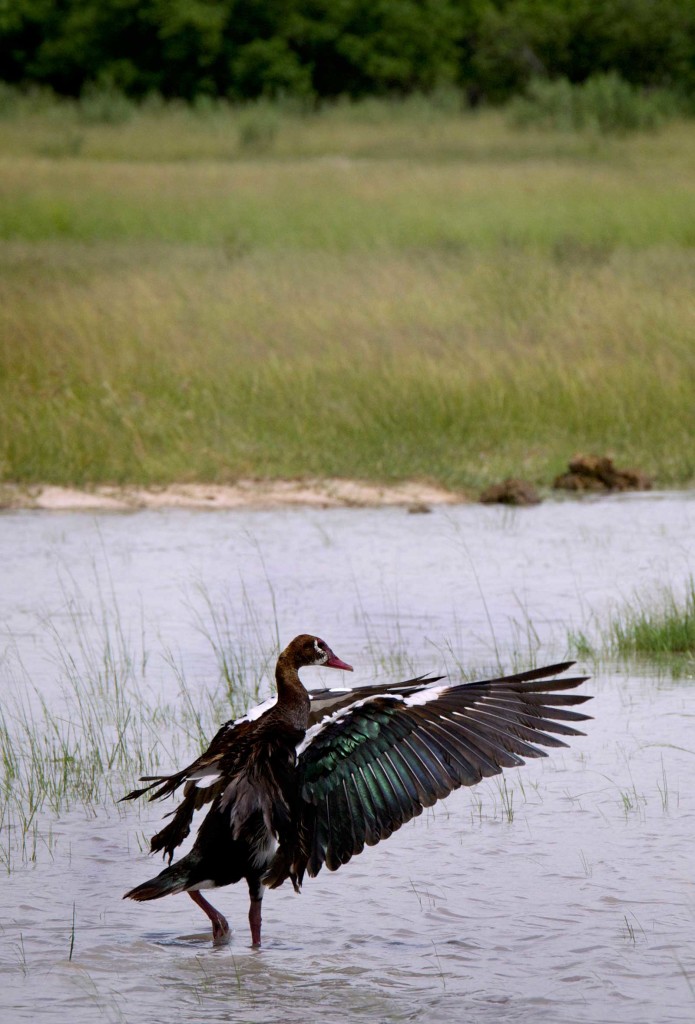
[{"left": 1, "top": 0, "right": 693, "bottom": 103}]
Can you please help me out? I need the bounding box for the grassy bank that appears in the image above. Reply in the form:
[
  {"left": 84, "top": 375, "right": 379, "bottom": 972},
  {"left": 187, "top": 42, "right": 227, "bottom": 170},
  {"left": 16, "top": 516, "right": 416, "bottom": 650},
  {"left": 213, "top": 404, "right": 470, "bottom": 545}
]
[{"left": 1, "top": 101, "right": 694, "bottom": 489}]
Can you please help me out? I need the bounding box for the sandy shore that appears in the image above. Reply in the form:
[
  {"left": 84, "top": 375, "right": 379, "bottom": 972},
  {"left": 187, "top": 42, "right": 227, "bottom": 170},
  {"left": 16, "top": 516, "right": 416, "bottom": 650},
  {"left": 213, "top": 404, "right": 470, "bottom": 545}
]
[{"left": 0, "top": 479, "right": 468, "bottom": 512}]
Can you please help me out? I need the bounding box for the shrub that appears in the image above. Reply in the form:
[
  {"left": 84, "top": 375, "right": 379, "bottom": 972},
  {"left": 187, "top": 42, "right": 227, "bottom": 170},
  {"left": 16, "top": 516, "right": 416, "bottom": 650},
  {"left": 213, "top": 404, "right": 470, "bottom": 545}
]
[
  {"left": 508, "top": 73, "right": 682, "bottom": 134},
  {"left": 236, "top": 102, "right": 282, "bottom": 152},
  {"left": 78, "top": 83, "right": 135, "bottom": 125}
]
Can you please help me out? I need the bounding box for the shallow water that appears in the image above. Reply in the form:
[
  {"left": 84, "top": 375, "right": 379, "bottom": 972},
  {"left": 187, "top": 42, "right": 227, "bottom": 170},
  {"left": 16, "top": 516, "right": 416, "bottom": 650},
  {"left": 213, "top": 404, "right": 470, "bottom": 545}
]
[{"left": 1, "top": 493, "right": 694, "bottom": 1023}]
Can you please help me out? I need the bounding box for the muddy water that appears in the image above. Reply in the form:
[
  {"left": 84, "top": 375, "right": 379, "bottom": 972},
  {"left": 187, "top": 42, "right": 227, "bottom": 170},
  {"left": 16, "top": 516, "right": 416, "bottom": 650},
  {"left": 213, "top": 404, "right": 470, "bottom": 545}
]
[{"left": 1, "top": 494, "right": 694, "bottom": 1023}]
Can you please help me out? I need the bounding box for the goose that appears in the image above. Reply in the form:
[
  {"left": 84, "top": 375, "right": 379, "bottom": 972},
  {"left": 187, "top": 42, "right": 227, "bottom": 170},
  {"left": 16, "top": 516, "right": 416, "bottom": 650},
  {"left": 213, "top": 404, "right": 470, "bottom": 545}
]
[{"left": 122, "top": 634, "right": 591, "bottom": 946}]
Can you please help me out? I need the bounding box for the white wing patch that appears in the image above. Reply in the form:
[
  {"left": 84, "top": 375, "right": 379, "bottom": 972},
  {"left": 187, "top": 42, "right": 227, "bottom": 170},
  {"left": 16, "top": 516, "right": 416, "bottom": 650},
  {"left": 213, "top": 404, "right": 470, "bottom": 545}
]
[
  {"left": 296, "top": 693, "right": 403, "bottom": 757},
  {"left": 402, "top": 684, "right": 449, "bottom": 707},
  {"left": 225, "top": 683, "right": 357, "bottom": 732},
  {"left": 229, "top": 682, "right": 361, "bottom": 727},
  {"left": 193, "top": 772, "right": 222, "bottom": 789},
  {"left": 235, "top": 694, "right": 278, "bottom": 724},
  {"left": 296, "top": 680, "right": 452, "bottom": 756}
]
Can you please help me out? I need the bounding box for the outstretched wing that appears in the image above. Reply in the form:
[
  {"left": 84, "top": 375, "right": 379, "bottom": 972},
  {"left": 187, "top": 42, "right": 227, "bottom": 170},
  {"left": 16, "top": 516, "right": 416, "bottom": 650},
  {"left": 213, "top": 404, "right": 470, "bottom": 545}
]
[
  {"left": 120, "top": 715, "right": 258, "bottom": 860},
  {"left": 306, "top": 674, "right": 445, "bottom": 725},
  {"left": 120, "top": 677, "right": 444, "bottom": 861},
  {"left": 264, "top": 662, "right": 591, "bottom": 888}
]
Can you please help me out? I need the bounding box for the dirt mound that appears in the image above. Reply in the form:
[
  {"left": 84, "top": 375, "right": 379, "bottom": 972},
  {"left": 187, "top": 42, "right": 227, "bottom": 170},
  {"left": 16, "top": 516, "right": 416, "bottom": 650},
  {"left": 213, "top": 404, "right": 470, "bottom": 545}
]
[
  {"left": 479, "top": 478, "right": 541, "bottom": 506},
  {"left": 553, "top": 455, "right": 652, "bottom": 493}
]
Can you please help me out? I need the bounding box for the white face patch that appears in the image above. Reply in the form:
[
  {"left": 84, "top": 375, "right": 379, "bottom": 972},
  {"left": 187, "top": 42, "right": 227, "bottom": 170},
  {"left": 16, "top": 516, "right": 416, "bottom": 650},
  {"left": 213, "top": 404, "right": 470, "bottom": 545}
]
[{"left": 313, "top": 638, "right": 329, "bottom": 665}]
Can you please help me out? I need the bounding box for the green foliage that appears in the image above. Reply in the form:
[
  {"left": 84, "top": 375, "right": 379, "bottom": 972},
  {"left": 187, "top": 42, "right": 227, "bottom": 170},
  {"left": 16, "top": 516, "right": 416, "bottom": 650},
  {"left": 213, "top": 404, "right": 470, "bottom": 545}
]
[
  {"left": 78, "top": 81, "right": 136, "bottom": 124},
  {"left": 570, "top": 582, "right": 695, "bottom": 673},
  {"left": 288, "top": 0, "right": 461, "bottom": 98},
  {"left": 1, "top": 0, "right": 694, "bottom": 103},
  {"left": 0, "top": 81, "right": 16, "bottom": 117},
  {"left": 509, "top": 73, "right": 683, "bottom": 133},
  {"left": 236, "top": 100, "right": 282, "bottom": 151},
  {"left": 230, "top": 36, "right": 313, "bottom": 99},
  {"left": 469, "top": 0, "right": 695, "bottom": 102},
  {"left": 610, "top": 583, "right": 695, "bottom": 659}
]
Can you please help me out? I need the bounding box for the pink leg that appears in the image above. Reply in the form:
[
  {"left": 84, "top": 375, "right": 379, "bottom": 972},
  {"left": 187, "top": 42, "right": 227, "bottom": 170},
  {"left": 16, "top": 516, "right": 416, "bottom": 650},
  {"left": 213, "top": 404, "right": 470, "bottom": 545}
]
[
  {"left": 249, "top": 898, "right": 262, "bottom": 947},
  {"left": 188, "top": 890, "right": 231, "bottom": 946}
]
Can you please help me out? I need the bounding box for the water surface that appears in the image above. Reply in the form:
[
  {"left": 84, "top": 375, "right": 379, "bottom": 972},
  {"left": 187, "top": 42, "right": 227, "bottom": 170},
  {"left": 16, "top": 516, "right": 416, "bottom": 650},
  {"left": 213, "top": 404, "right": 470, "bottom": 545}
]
[{"left": 1, "top": 494, "right": 694, "bottom": 1023}]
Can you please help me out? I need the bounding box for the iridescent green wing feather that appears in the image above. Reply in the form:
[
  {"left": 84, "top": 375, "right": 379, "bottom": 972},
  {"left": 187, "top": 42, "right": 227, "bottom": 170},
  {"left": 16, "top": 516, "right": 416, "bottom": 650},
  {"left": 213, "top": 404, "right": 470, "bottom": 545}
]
[{"left": 265, "top": 664, "right": 591, "bottom": 888}]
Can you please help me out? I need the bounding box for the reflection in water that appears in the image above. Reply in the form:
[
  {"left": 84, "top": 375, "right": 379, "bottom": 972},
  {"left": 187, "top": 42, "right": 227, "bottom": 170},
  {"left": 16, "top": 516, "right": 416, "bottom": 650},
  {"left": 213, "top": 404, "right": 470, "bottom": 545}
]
[{"left": 1, "top": 493, "right": 694, "bottom": 1023}]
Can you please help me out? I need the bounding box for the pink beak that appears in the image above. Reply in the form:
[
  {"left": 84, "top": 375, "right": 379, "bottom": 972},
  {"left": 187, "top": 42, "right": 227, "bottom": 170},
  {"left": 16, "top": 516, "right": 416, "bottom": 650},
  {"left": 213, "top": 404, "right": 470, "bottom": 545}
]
[{"left": 325, "top": 648, "right": 353, "bottom": 672}]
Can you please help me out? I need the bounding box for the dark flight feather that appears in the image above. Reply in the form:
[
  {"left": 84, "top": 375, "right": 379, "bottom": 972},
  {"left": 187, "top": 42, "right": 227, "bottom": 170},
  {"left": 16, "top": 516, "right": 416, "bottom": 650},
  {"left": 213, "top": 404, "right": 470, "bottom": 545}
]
[{"left": 264, "top": 666, "right": 591, "bottom": 888}]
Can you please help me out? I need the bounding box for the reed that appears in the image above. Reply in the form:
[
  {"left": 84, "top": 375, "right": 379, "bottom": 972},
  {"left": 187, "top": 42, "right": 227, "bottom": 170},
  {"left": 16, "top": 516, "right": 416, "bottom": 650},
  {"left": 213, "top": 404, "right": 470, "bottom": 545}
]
[
  {"left": 0, "top": 590, "right": 270, "bottom": 872},
  {"left": 608, "top": 582, "right": 695, "bottom": 659},
  {"left": 0, "top": 576, "right": 437, "bottom": 872},
  {"left": 569, "top": 581, "right": 695, "bottom": 672}
]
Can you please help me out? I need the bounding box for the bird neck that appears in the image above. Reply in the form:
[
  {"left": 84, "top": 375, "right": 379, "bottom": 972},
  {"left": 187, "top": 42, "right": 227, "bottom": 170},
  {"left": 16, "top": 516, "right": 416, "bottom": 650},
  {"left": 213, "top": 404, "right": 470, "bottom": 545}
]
[{"left": 274, "top": 653, "right": 311, "bottom": 725}]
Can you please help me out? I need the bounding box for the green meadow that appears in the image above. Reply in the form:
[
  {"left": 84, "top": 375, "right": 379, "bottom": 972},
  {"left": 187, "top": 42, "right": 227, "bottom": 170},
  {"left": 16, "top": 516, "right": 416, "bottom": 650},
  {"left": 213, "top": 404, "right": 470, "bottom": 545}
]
[{"left": 1, "top": 98, "right": 694, "bottom": 491}]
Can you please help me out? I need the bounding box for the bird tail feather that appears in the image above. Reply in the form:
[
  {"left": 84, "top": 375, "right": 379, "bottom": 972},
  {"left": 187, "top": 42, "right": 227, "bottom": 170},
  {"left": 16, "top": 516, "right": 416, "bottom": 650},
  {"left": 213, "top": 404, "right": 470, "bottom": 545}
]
[{"left": 124, "top": 861, "right": 192, "bottom": 902}]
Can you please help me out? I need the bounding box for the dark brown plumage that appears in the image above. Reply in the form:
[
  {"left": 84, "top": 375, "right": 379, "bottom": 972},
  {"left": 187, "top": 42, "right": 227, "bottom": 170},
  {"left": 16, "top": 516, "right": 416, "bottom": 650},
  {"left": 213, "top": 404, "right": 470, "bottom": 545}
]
[{"left": 122, "top": 635, "right": 591, "bottom": 946}]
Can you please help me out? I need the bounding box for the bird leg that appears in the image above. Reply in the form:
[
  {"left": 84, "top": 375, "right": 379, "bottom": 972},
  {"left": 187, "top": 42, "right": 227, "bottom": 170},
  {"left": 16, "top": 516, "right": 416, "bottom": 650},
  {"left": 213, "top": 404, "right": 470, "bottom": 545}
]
[
  {"left": 249, "top": 899, "right": 263, "bottom": 946},
  {"left": 248, "top": 879, "right": 265, "bottom": 947},
  {"left": 188, "top": 890, "right": 230, "bottom": 946}
]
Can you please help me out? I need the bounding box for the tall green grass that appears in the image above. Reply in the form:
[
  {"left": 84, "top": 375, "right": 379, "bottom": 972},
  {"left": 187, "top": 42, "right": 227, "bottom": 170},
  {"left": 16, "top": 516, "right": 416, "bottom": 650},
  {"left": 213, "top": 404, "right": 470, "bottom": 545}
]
[
  {"left": 0, "top": 84, "right": 690, "bottom": 162},
  {"left": 509, "top": 74, "right": 684, "bottom": 134},
  {"left": 570, "top": 582, "right": 695, "bottom": 673},
  {"left": 0, "top": 588, "right": 271, "bottom": 873},
  {"left": 0, "top": 103, "right": 693, "bottom": 490},
  {"left": 1, "top": 243, "right": 692, "bottom": 488},
  {"left": 609, "top": 583, "right": 695, "bottom": 659}
]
